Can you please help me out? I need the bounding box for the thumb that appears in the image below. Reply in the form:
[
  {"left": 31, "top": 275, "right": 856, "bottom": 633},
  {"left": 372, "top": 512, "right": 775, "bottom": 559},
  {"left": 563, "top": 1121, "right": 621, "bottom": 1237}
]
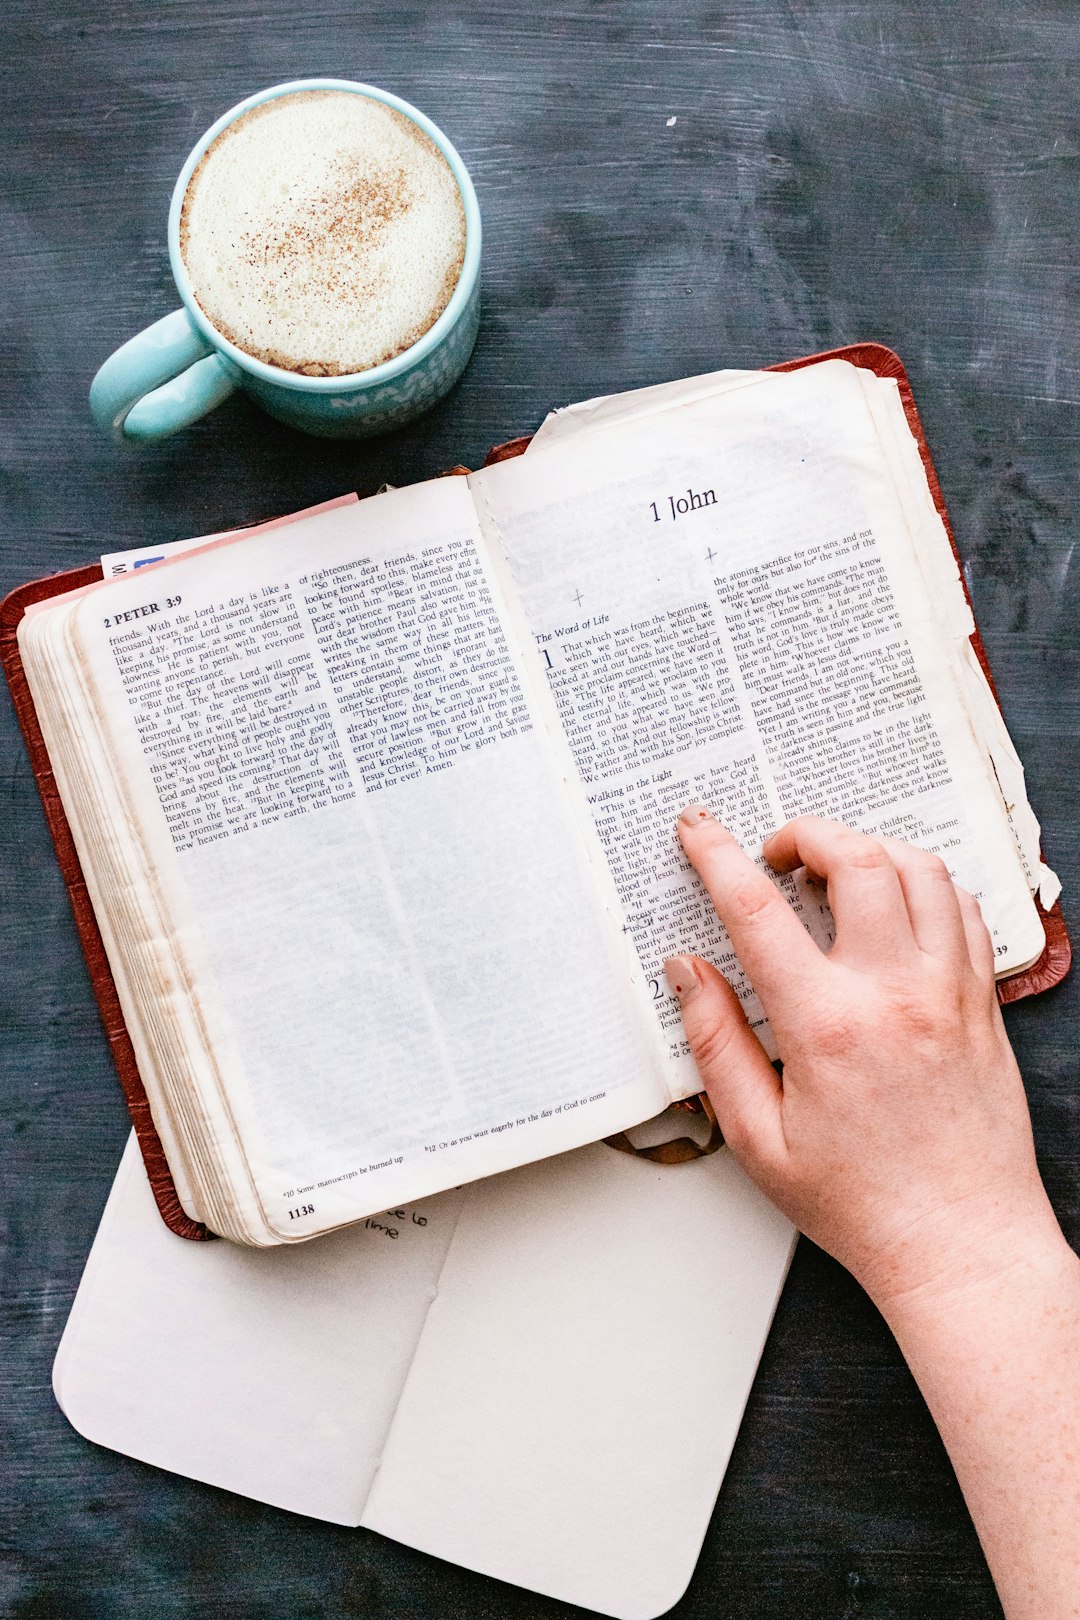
[{"left": 664, "top": 954, "right": 786, "bottom": 1178}]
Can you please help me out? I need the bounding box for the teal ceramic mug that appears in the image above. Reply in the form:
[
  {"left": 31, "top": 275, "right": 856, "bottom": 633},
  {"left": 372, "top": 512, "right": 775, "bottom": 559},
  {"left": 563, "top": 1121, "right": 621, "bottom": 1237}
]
[{"left": 89, "top": 79, "right": 482, "bottom": 442}]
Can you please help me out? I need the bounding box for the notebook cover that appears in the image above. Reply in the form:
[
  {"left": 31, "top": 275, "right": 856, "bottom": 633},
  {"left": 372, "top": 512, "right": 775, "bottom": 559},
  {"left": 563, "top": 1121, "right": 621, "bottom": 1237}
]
[{"left": 1, "top": 343, "right": 1069, "bottom": 1241}]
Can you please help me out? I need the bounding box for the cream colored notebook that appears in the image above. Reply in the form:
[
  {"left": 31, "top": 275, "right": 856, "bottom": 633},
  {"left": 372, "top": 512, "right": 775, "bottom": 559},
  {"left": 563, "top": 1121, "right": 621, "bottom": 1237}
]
[{"left": 54, "top": 1131, "right": 795, "bottom": 1619}]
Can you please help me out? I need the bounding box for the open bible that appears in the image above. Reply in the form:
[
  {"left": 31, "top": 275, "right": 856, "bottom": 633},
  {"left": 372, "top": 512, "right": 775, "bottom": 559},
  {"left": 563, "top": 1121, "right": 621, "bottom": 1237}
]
[{"left": 5, "top": 349, "right": 1066, "bottom": 1245}]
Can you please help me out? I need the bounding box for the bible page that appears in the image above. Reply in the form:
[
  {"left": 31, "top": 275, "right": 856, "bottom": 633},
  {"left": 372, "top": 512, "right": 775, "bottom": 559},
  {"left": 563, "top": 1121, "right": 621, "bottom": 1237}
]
[
  {"left": 528, "top": 368, "right": 760, "bottom": 448},
  {"left": 468, "top": 361, "right": 1044, "bottom": 1084},
  {"left": 37, "top": 479, "right": 667, "bottom": 1241},
  {"left": 534, "top": 364, "right": 1061, "bottom": 918},
  {"left": 856, "top": 368, "right": 1061, "bottom": 911}
]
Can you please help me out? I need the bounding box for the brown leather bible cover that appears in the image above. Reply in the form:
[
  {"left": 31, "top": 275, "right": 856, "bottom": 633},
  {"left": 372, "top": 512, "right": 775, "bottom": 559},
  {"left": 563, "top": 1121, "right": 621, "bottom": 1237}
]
[{"left": 1, "top": 343, "right": 1069, "bottom": 1238}]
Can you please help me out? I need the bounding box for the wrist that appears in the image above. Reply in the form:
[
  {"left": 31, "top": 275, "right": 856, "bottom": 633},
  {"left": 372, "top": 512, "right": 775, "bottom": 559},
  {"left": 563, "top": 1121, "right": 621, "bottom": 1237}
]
[{"left": 854, "top": 1190, "right": 1073, "bottom": 1325}]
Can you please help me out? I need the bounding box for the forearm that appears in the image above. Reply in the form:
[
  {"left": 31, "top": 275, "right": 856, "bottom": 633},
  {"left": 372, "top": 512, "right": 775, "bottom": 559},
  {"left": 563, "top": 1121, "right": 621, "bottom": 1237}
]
[
  {"left": 876, "top": 1223, "right": 1080, "bottom": 1620},
  {"left": 671, "top": 811, "right": 1080, "bottom": 1615}
]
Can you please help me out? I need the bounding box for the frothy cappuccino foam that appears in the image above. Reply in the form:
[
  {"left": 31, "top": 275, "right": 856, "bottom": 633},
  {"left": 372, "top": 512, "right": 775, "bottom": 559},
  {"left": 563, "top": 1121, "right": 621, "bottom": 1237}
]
[{"left": 180, "top": 90, "right": 467, "bottom": 377}]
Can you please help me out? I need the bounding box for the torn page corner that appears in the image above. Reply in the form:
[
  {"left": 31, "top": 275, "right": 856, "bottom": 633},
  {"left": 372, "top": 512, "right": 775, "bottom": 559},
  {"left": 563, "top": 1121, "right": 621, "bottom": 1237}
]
[{"left": 1038, "top": 861, "right": 1063, "bottom": 912}]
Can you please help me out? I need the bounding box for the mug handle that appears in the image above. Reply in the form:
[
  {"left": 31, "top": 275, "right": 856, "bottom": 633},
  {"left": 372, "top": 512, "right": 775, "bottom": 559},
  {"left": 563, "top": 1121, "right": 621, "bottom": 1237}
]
[{"left": 89, "top": 309, "right": 242, "bottom": 443}]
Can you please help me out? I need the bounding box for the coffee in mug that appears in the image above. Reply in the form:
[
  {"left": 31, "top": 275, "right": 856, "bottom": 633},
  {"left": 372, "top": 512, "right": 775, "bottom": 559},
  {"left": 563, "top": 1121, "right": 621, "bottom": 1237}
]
[
  {"left": 179, "top": 89, "right": 467, "bottom": 379},
  {"left": 89, "top": 79, "right": 481, "bottom": 442}
]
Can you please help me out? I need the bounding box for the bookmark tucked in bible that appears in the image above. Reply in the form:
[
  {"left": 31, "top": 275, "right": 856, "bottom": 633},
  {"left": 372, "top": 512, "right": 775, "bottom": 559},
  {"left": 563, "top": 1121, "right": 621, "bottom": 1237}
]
[{"left": 2, "top": 345, "right": 1069, "bottom": 1246}]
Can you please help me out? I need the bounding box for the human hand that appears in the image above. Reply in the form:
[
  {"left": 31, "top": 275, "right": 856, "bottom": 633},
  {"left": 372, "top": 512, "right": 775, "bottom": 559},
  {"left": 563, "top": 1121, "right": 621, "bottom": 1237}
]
[{"left": 666, "top": 810, "right": 1060, "bottom": 1310}]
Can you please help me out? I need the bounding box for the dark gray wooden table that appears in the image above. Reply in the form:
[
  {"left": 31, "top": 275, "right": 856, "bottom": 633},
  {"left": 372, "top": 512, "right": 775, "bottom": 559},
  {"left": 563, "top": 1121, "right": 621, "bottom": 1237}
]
[{"left": 2, "top": 4, "right": 1077, "bottom": 1616}]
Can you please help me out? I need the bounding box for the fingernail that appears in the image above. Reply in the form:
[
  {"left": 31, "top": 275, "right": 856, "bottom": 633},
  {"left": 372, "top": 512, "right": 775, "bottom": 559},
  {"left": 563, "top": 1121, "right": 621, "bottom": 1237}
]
[
  {"left": 664, "top": 955, "right": 700, "bottom": 999},
  {"left": 678, "top": 804, "right": 712, "bottom": 828}
]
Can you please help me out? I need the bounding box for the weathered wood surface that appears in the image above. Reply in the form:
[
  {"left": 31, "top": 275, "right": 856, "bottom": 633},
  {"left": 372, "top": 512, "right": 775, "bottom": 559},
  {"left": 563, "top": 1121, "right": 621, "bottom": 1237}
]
[{"left": 1, "top": 2, "right": 1077, "bottom": 1616}]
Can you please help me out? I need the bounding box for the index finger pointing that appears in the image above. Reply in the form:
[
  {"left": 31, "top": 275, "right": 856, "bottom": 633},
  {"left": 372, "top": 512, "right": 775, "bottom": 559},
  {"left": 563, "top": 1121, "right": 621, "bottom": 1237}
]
[{"left": 677, "top": 807, "right": 827, "bottom": 1007}]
